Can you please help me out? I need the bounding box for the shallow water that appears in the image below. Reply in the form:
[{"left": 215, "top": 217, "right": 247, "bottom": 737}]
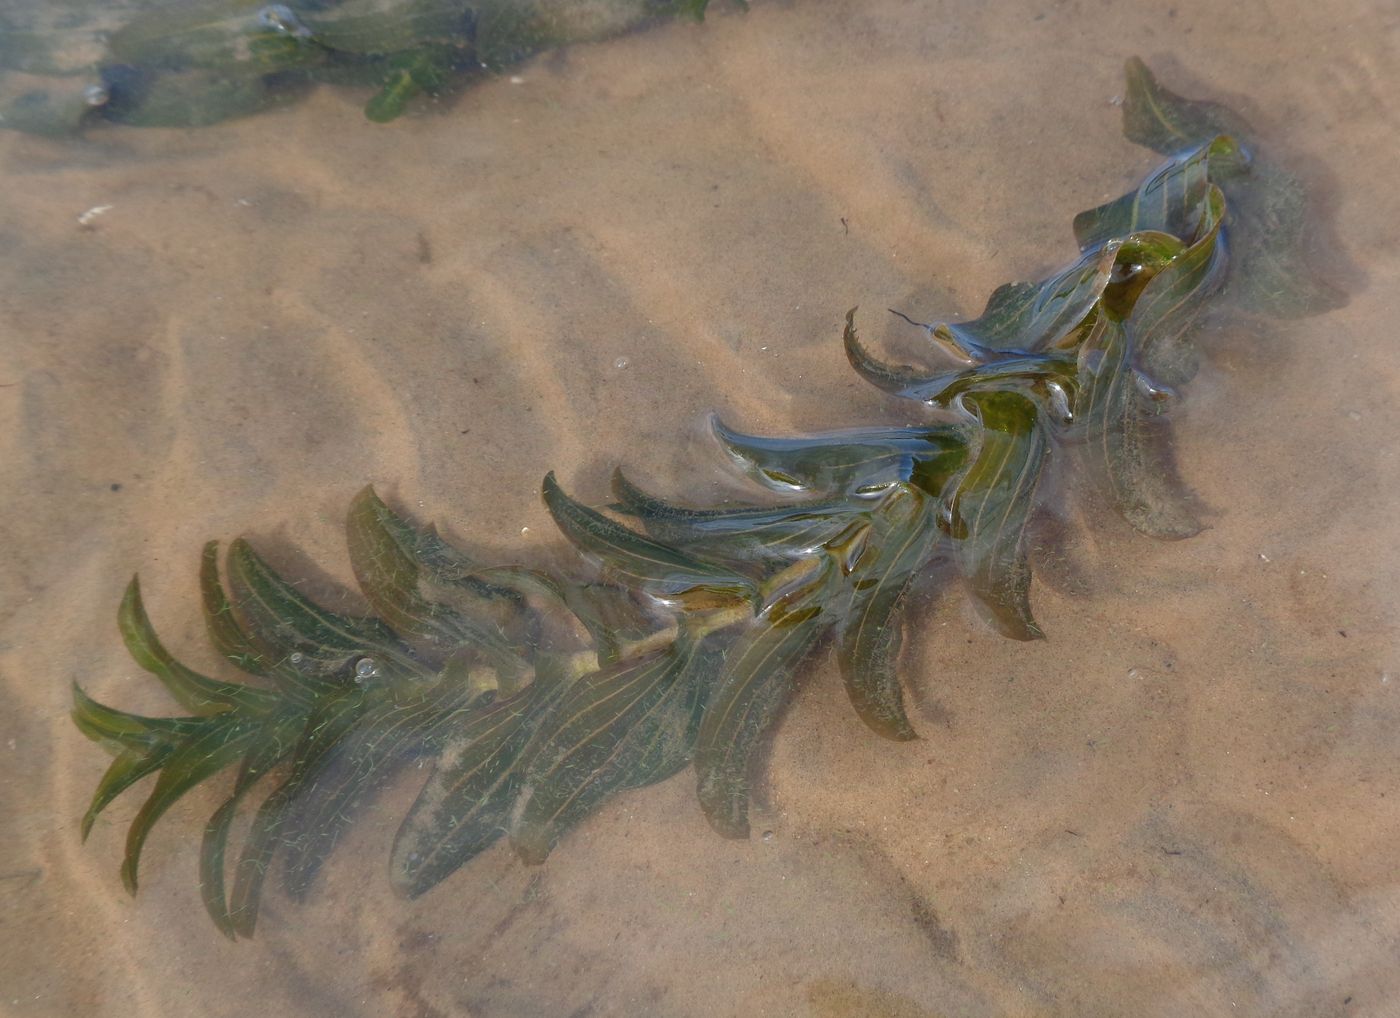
[{"left": 3, "top": 1, "right": 1399, "bottom": 1015}]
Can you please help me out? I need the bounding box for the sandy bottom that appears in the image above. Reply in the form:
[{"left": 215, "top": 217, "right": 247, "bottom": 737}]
[{"left": 3, "top": 1, "right": 1399, "bottom": 1015}]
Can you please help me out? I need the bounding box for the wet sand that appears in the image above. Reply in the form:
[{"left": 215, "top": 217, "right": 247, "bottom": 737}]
[{"left": 2, "top": 0, "right": 1399, "bottom": 1014}]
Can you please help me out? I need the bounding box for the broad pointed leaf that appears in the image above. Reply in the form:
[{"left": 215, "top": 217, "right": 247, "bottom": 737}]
[
  {"left": 949, "top": 392, "right": 1048, "bottom": 640},
  {"left": 930, "top": 243, "right": 1121, "bottom": 355},
  {"left": 1121, "top": 57, "right": 1345, "bottom": 318},
  {"left": 1072, "top": 136, "right": 1239, "bottom": 250},
  {"left": 120, "top": 715, "right": 262, "bottom": 894},
  {"left": 712, "top": 415, "right": 969, "bottom": 497},
  {"left": 1075, "top": 315, "right": 1202, "bottom": 539},
  {"left": 390, "top": 677, "right": 565, "bottom": 899},
  {"left": 613, "top": 469, "right": 861, "bottom": 563},
  {"left": 226, "top": 538, "right": 428, "bottom": 693},
  {"left": 225, "top": 688, "right": 370, "bottom": 937},
  {"left": 280, "top": 687, "right": 469, "bottom": 899},
  {"left": 200, "top": 719, "right": 302, "bottom": 938},
  {"left": 694, "top": 563, "right": 836, "bottom": 838},
  {"left": 845, "top": 309, "right": 1079, "bottom": 410},
  {"left": 118, "top": 577, "right": 279, "bottom": 716},
  {"left": 836, "top": 486, "right": 941, "bottom": 740},
  {"left": 1132, "top": 184, "right": 1228, "bottom": 387},
  {"left": 201, "top": 541, "right": 273, "bottom": 677},
  {"left": 346, "top": 486, "right": 529, "bottom": 680},
  {"left": 510, "top": 635, "right": 718, "bottom": 864},
  {"left": 542, "top": 472, "right": 758, "bottom": 609},
  {"left": 1121, "top": 56, "right": 1251, "bottom": 157}
]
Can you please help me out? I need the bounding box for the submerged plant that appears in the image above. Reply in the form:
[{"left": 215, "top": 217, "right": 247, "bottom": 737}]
[
  {"left": 0, "top": 0, "right": 745, "bottom": 133},
  {"left": 73, "top": 59, "right": 1342, "bottom": 937}
]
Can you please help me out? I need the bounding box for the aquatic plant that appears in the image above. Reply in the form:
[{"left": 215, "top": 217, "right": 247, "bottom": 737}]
[
  {"left": 0, "top": 0, "right": 743, "bottom": 133},
  {"left": 72, "top": 59, "right": 1342, "bottom": 938}
]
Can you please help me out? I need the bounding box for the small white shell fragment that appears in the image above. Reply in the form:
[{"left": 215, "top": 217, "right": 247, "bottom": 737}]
[{"left": 77, "top": 204, "right": 113, "bottom": 228}]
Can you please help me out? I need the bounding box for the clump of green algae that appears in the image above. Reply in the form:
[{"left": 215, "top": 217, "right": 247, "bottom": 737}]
[{"left": 71, "top": 58, "right": 1344, "bottom": 938}]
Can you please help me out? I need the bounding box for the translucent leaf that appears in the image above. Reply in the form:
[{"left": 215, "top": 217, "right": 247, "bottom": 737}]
[
  {"left": 929, "top": 244, "right": 1120, "bottom": 356},
  {"left": 1121, "top": 56, "right": 1251, "bottom": 158},
  {"left": 226, "top": 538, "right": 428, "bottom": 693},
  {"left": 346, "top": 486, "right": 529, "bottom": 679},
  {"left": 1072, "top": 137, "right": 1239, "bottom": 250},
  {"left": 390, "top": 678, "right": 565, "bottom": 899},
  {"left": 712, "top": 415, "right": 969, "bottom": 498},
  {"left": 949, "top": 392, "right": 1048, "bottom": 640},
  {"left": 120, "top": 715, "right": 263, "bottom": 895},
  {"left": 279, "top": 687, "right": 469, "bottom": 900},
  {"left": 118, "top": 576, "right": 278, "bottom": 716},
  {"left": 200, "top": 541, "right": 272, "bottom": 677},
  {"left": 1075, "top": 316, "right": 1202, "bottom": 540},
  {"left": 836, "top": 487, "right": 941, "bottom": 740},
  {"left": 694, "top": 564, "right": 836, "bottom": 837},
  {"left": 510, "top": 636, "right": 718, "bottom": 864},
  {"left": 542, "top": 472, "right": 758, "bottom": 610},
  {"left": 613, "top": 469, "right": 861, "bottom": 563},
  {"left": 200, "top": 720, "right": 302, "bottom": 938},
  {"left": 844, "top": 308, "right": 1080, "bottom": 410},
  {"left": 226, "top": 688, "right": 370, "bottom": 937},
  {"left": 1120, "top": 57, "right": 1345, "bottom": 318},
  {"left": 1131, "top": 184, "right": 1228, "bottom": 387}
]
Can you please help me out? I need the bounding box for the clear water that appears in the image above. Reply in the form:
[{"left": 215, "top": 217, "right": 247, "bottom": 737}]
[{"left": 2, "top": 1, "right": 1398, "bottom": 1015}]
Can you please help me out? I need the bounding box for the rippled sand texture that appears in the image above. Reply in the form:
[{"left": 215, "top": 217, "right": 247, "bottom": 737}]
[{"left": 3, "top": 0, "right": 1399, "bottom": 1014}]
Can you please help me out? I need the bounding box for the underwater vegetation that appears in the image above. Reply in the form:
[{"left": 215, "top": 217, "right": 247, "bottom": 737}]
[
  {"left": 72, "top": 58, "right": 1344, "bottom": 938},
  {"left": 0, "top": 0, "right": 741, "bottom": 133}
]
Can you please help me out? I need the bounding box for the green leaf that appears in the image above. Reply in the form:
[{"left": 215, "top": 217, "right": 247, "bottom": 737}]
[
  {"left": 510, "top": 635, "right": 718, "bottom": 864},
  {"left": 617, "top": 636, "right": 724, "bottom": 790},
  {"left": 1120, "top": 57, "right": 1345, "bottom": 319},
  {"left": 930, "top": 244, "right": 1120, "bottom": 355},
  {"left": 694, "top": 563, "right": 836, "bottom": 837},
  {"left": 118, "top": 576, "right": 279, "bottom": 716},
  {"left": 120, "top": 714, "right": 263, "bottom": 895},
  {"left": 71, "top": 685, "right": 223, "bottom": 840},
  {"left": 558, "top": 579, "right": 662, "bottom": 666},
  {"left": 844, "top": 309, "right": 1080, "bottom": 411},
  {"left": 1075, "top": 315, "right": 1202, "bottom": 539},
  {"left": 81, "top": 751, "right": 170, "bottom": 842},
  {"left": 836, "top": 487, "right": 941, "bottom": 741},
  {"left": 200, "top": 720, "right": 301, "bottom": 938},
  {"left": 346, "top": 486, "right": 530, "bottom": 680},
  {"left": 949, "top": 392, "right": 1048, "bottom": 640},
  {"left": 542, "top": 472, "right": 759, "bottom": 610},
  {"left": 1072, "top": 137, "right": 1239, "bottom": 250},
  {"left": 225, "top": 688, "right": 370, "bottom": 937},
  {"left": 201, "top": 541, "right": 273, "bottom": 677},
  {"left": 613, "top": 469, "right": 862, "bottom": 563},
  {"left": 1121, "top": 56, "right": 1250, "bottom": 157},
  {"left": 1131, "top": 184, "right": 1228, "bottom": 387},
  {"left": 390, "top": 678, "right": 565, "bottom": 898},
  {"left": 712, "top": 415, "right": 969, "bottom": 498},
  {"left": 226, "top": 538, "right": 428, "bottom": 693},
  {"left": 71, "top": 683, "right": 208, "bottom": 755},
  {"left": 280, "top": 688, "right": 468, "bottom": 899}
]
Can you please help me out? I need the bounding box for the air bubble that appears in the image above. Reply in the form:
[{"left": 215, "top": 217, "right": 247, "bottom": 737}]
[
  {"left": 289, "top": 651, "right": 304, "bottom": 665},
  {"left": 614, "top": 356, "right": 630, "bottom": 370},
  {"left": 355, "top": 657, "right": 380, "bottom": 683},
  {"left": 258, "top": 4, "right": 311, "bottom": 38}
]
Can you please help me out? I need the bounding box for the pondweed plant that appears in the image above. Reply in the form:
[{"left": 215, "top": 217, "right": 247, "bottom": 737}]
[
  {"left": 0, "top": 0, "right": 744, "bottom": 133},
  {"left": 73, "top": 59, "right": 1343, "bottom": 938}
]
